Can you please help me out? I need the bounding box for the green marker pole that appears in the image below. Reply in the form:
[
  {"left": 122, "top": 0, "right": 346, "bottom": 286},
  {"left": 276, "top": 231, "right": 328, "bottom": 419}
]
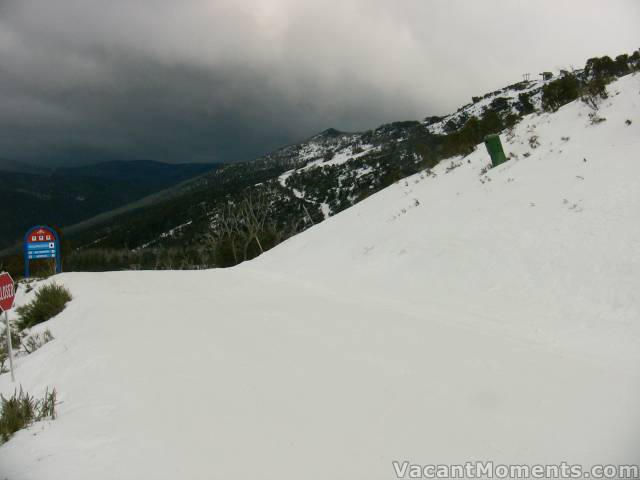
[{"left": 484, "top": 134, "right": 508, "bottom": 167}]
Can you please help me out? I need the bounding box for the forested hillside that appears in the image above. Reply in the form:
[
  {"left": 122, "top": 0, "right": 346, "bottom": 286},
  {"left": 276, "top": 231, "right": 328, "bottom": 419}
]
[{"left": 0, "top": 161, "right": 218, "bottom": 251}]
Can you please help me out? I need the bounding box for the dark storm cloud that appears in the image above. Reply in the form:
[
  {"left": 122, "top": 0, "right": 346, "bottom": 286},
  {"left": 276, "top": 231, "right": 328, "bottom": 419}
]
[{"left": 1, "top": 0, "right": 638, "bottom": 165}]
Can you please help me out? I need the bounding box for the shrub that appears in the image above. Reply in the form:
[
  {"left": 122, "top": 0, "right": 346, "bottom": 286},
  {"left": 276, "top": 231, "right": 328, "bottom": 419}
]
[
  {"left": 516, "top": 92, "right": 535, "bottom": 114},
  {"left": 630, "top": 50, "right": 640, "bottom": 71},
  {"left": 15, "top": 283, "right": 72, "bottom": 331},
  {"left": 581, "top": 76, "right": 608, "bottom": 109},
  {"left": 444, "top": 119, "right": 459, "bottom": 133},
  {"left": 529, "top": 135, "right": 540, "bottom": 149},
  {"left": 585, "top": 55, "right": 617, "bottom": 79},
  {"left": 542, "top": 74, "right": 580, "bottom": 111},
  {"left": 0, "top": 387, "right": 57, "bottom": 443},
  {"left": 614, "top": 54, "right": 630, "bottom": 75},
  {"left": 480, "top": 110, "right": 503, "bottom": 134},
  {"left": 489, "top": 97, "right": 510, "bottom": 112},
  {"left": 22, "top": 329, "right": 55, "bottom": 354},
  {"left": 588, "top": 112, "right": 607, "bottom": 125},
  {"left": 443, "top": 112, "right": 469, "bottom": 133}
]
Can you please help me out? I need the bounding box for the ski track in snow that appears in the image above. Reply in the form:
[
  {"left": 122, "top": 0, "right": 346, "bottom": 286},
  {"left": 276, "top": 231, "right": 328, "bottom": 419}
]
[{"left": 1, "top": 74, "right": 640, "bottom": 479}]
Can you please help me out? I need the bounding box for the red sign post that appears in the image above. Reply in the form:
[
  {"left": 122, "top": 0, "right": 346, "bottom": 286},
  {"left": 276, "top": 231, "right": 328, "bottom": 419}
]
[{"left": 0, "top": 272, "right": 16, "bottom": 382}]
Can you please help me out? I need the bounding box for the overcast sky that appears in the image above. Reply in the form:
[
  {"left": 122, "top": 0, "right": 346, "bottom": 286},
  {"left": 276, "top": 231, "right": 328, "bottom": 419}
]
[{"left": 0, "top": 0, "right": 638, "bottom": 166}]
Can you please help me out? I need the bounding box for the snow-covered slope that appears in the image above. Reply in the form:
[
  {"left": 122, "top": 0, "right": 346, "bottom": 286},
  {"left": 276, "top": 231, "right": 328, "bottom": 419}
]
[
  {"left": 1, "top": 73, "right": 640, "bottom": 479},
  {"left": 255, "top": 73, "right": 640, "bottom": 363}
]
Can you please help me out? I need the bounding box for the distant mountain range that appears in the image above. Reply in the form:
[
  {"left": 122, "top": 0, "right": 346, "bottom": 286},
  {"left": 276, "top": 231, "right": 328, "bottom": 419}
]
[{"left": 0, "top": 160, "right": 219, "bottom": 250}]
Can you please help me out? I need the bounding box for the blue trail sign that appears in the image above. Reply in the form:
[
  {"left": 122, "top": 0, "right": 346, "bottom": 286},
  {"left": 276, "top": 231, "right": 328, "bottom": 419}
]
[{"left": 24, "top": 226, "right": 62, "bottom": 278}]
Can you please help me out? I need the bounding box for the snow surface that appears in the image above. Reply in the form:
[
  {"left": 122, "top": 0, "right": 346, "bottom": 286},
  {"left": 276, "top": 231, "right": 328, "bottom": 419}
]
[{"left": 2, "top": 74, "right": 640, "bottom": 479}]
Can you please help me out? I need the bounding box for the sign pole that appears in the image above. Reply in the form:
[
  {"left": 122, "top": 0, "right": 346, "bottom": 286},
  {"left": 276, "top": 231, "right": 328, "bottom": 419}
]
[{"left": 4, "top": 311, "right": 15, "bottom": 382}]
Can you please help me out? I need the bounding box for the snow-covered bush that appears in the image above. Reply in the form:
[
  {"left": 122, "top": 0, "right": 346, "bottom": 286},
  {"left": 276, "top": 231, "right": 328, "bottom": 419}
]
[
  {"left": 542, "top": 74, "right": 580, "bottom": 112},
  {"left": 22, "top": 329, "right": 55, "bottom": 354},
  {"left": 516, "top": 92, "right": 535, "bottom": 114},
  {"left": 15, "top": 283, "right": 72, "bottom": 331},
  {"left": 588, "top": 112, "right": 607, "bottom": 125},
  {"left": 0, "top": 387, "right": 57, "bottom": 443},
  {"left": 528, "top": 135, "right": 540, "bottom": 149}
]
